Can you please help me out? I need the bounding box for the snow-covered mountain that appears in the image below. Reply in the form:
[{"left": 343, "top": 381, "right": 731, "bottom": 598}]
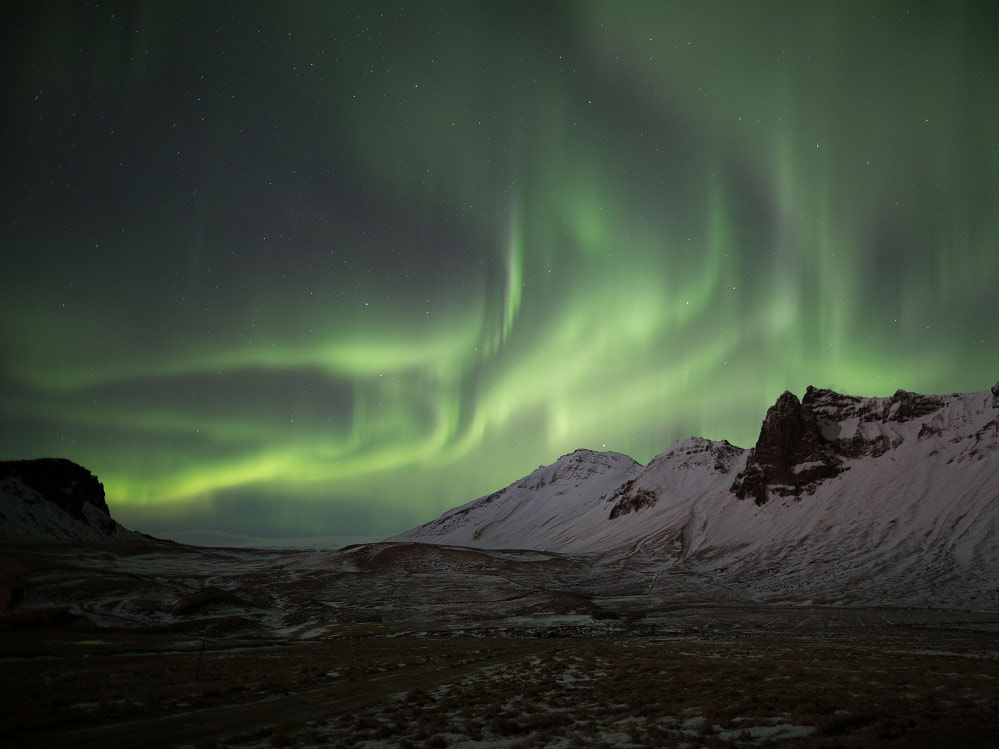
[
  {"left": 0, "top": 458, "right": 144, "bottom": 541},
  {"left": 392, "top": 448, "right": 643, "bottom": 552},
  {"left": 394, "top": 384, "right": 999, "bottom": 607},
  {"left": 392, "top": 437, "right": 750, "bottom": 557}
]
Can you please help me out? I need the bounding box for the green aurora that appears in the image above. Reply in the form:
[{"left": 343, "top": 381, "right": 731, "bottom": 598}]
[{"left": 2, "top": 1, "right": 997, "bottom": 543}]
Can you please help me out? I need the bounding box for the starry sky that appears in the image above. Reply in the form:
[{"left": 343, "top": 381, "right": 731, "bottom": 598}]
[{"left": 2, "top": 1, "right": 997, "bottom": 545}]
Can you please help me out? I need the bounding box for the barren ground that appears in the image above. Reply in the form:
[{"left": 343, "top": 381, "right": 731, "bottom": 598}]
[{"left": 1, "top": 541, "right": 997, "bottom": 747}]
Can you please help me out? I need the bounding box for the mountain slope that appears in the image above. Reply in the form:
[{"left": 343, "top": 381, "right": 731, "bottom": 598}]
[
  {"left": 691, "top": 385, "right": 999, "bottom": 606},
  {"left": 0, "top": 458, "right": 144, "bottom": 541},
  {"left": 395, "top": 384, "right": 999, "bottom": 607},
  {"left": 391, "top": 449, "right": 643, "bottom": 552}
]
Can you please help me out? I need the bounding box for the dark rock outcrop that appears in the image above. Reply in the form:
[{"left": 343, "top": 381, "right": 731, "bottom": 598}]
[
  {"left": 1, "top": 459, "right": 109, "bottom": 519},
  {"left": 0, "top": 458, "right": 119, "bottom": 537},
  {"left": 607, "top": 479, "right": 658, "bottom": 519},
  {"left": 803, "top": 386, "right": 944, "bottom": 424},
  {"left": 731, "top": 386, "right": 958, "bottom": 505},
  {"left": 883, "top": 389, "right": 945, "bottom": 422},
  {"left": 730, "top": 392, "right": 842, "bottom": 505}
]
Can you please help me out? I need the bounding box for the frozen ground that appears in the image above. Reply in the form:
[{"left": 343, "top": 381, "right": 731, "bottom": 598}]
[{"left": 1, "top": 539, "right": 998, "bottom": 747}]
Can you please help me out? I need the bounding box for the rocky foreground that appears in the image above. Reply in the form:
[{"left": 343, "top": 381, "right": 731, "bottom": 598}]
[{"left": 1, "top": 539, "right": 998, "bottom": 748}]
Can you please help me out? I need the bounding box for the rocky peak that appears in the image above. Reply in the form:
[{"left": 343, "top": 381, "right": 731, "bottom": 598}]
[
  {"left": 0, "top": 458, "right": 109, "bottom": 521},
  {"left": 0, "top": 458, "right": 139, "bottom": 541},
  {"left": 886, "top": 389, "right": 945, "bottom": 422},
  {"left": 730, "top": 384, "right": 989, "bottom": 505},
  {"left": 562, "top": 448, "right": 613, "bottom": 464},
  {"left": 607, "top": 438, "right": 745, "bottom": 520},
  {"left": 757, "top": 392, "right": 817, "bottom": 460},
  {"left": 654, "top": 437, "right": 745, "bottom": 472},
  {"left": 803, "top": 385, "right": 944, "bottom": 424},
  {"left": 518, "top": 449, "right": 638, "bottom": 491},
  {"left": 802, "top": 386, "right": 865, "bottom": 420},
  {"left": 750, "top": 391, "right": 830, "bottom": 470},
  {"left": 731, "top": 390, "right": 842, "bottom": 505}
]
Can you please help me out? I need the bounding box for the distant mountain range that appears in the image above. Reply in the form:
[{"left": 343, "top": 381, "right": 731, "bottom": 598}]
[{"left": 394, "top": 384, "right": 999, "bottom": 608}]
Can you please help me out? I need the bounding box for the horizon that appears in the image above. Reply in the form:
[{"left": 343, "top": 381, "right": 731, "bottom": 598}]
[
  {"left": 2, "top": 2, "right": 997, "bottom": 543},
  {"left": 11, "top": 379, "right": 997, "bottom": 549}
]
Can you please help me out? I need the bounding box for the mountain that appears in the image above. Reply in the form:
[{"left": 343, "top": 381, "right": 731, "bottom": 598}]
[
  {"left": 391, "top": 448, "right": 643, "bottom": 552},
  {"left": 394, "top": 384, "right": 999, "bottom": 607},
  {"left": 391, "top": 437, "right": 749, "bottom": 557},
  {"left": 0, "top": 458, "right": 145, "bottom": 541}
]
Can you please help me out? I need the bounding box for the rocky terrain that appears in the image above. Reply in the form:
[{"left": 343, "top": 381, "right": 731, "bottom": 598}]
[{"left": 1, "top": 538, "right": 998, "bottom": 748}]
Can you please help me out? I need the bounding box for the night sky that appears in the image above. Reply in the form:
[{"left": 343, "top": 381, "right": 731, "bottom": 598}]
[{"left": 2, "top": 1, "right": 997, "bottom": 545}]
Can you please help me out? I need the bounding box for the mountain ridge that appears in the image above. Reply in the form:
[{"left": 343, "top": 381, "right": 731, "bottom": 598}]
[{"left": 393, "top": 383, "right": 999, "bottom": 607}]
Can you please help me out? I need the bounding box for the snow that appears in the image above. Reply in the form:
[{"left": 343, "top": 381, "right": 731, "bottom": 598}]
[
  {"left": 389, "top": 448, "right": 644, "bottom": 553},
  {"left": 394, "top": 385, "right": 999, "bottom": 609},
  {"left": 715, "top": 723, "right": 816, "bottom": 743}
]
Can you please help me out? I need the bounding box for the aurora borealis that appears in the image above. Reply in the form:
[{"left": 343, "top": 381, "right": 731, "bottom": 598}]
[{"left": 2, "top": 2, "right": 997, "bottom": 544}]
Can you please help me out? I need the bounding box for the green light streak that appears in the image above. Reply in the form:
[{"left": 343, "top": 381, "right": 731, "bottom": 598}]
[{"left": 503, "top": 208, "right": 524, "bottom": 345}]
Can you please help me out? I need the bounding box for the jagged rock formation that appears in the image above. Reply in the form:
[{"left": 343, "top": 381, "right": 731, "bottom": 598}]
[
  {"left": 730, "top": 392, "right": 841, "bottom": 505},
  {"left": 0, "top": 458, "right": 143, "bottom": 541},
  {"left": 730, "top": 387, "right": 959, "bottom": 505}
]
